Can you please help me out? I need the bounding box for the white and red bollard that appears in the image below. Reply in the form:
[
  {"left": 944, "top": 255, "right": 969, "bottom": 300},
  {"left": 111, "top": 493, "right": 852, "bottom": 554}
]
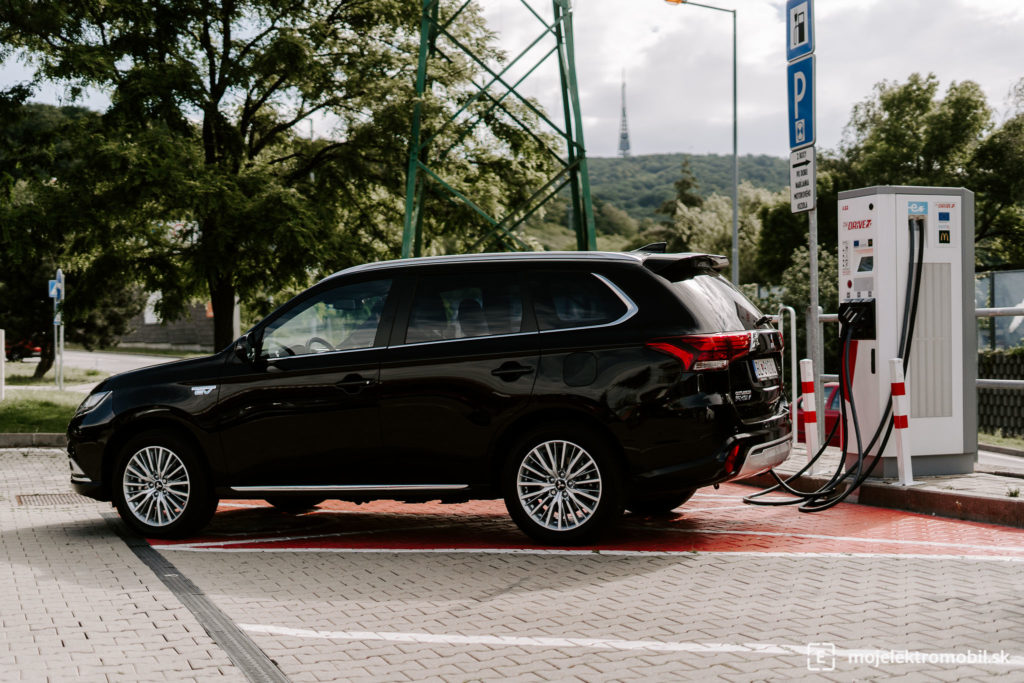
[
  {"left": 889, "top": 358, "right": 917, "bottom": 486},
  {"left": 800, "top": 359, "right": 818, "bottom": 464}
]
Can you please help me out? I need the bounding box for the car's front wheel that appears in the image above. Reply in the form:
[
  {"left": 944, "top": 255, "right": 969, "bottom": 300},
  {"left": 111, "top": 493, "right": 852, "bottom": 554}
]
[
  {"left": 112, "top": 431, "right": 217, "bottom": 538},
  {"left": 503, "top": 426, "right": 622, "bottom": 545}
]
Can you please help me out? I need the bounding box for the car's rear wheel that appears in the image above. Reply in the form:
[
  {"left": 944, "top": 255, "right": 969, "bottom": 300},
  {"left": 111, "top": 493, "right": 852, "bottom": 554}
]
[
  {"left": 503, "top": 426, "right": 622, "bottom": 545},
  {"left": 112, "top": 431, "right": 217, "bottom": 538},
  {"left": 627, "top": 489, "right": 695, "bottom": 516},
  {"left": 265, "top": 496, "right": 325, "bottom": 513}
]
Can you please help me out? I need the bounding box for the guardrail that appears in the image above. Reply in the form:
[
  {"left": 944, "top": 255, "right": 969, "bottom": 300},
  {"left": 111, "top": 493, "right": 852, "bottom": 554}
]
[{"left": 816, "top": 307, "right": 1024, "bottom": 388}]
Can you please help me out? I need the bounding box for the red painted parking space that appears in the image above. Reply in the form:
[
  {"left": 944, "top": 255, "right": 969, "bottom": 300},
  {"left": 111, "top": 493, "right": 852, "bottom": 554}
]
[{"left": 150, "top": 483, "right": 1024, "bottom": 559}]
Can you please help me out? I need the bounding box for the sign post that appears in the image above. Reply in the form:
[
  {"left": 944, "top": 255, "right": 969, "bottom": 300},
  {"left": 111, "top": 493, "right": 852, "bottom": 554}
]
[
  {"left": 785, "top": 0, "right": 822, "bottom": 445},
  {"left": 49, "top": 269, "right": 65, "bottom": 391}
]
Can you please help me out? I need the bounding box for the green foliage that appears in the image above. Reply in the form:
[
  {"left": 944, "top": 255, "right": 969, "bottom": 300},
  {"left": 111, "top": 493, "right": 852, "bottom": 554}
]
[
  {"left": 656, "top": 158, "right": 703, "bottom": 217},
  {"left": 0, "top": 390, "right": 81, "bottom": 433},
  {"left": 1, "top": 0, "right": 557, "bottom": 348},
  {"left": 0, "top": 103, "right": 147, "bottom": 377},
  {"left": 629, "top": 182, "right": 774, "bottom": 283},
  {"left": 586, "top": 154, "right": 789, "bottom": 221},
  {"left": 829, "top": 72, "right": 1024, "bottom": 268},
  {"left": 779, "top": 241, "right": 840, "bottom": 371}
]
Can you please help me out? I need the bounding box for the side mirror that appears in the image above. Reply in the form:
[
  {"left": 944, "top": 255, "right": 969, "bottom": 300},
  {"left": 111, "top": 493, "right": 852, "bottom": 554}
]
[{"left": 233, "top": 334, "right": 258, "bottom": 365}]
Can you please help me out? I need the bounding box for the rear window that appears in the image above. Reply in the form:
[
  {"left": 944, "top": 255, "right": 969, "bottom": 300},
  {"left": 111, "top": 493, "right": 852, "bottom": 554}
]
[
  {"left": 671, "top": 272, "right": 766, "bottom": 332},
  {"left": 533, "top": 272, "right": 628, "bottom": 331}
]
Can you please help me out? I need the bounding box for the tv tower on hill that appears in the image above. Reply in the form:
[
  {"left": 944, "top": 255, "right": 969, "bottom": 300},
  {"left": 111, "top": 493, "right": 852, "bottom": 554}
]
[{"left": 618, "top": 70, "right": 631, "bottom": 157}]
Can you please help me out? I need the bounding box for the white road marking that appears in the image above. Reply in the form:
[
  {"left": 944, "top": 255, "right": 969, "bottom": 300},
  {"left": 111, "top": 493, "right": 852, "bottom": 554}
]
[
  {"left": 639, "top": 527, "right": 1024, "bottom": 554},
  {"left": 149, "top": 546, "right": 1024, "bottom": 562},
  {"left": 238, "top": 623, "right": 1024, "bottom": 666}
]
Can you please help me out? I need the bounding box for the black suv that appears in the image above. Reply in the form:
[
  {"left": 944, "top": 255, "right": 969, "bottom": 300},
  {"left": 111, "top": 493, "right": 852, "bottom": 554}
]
[{"left": 68, "top": 250, "right": 790, "bottom": 544}]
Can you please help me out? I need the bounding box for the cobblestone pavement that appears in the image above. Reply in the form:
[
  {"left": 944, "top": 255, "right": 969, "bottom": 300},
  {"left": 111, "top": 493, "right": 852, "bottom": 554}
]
[{"left": 3, "top": 448, "right": 1024, "bottom": 682}]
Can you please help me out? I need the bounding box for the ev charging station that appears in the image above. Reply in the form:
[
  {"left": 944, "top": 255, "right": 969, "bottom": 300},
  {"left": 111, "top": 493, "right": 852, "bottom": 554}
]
[{"left": 837, "top": 186, "right": 977, "bottom": 477}]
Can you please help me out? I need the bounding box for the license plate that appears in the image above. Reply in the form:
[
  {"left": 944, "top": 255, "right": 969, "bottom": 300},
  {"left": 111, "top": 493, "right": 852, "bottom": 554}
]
[{"left": 752, "top": 358, "right": 778, "bottom": 381}]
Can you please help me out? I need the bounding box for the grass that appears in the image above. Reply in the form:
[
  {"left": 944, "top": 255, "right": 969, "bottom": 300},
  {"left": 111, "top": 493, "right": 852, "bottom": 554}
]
[
  {"left": 0, "top": 389, "right": 81, "bottom": 433},
  {"left": 978, "top": 430, "right": 1024, "bottom": 452},
  {"left": 1008, "top": 488, "right": 1021, "bottom": 498},
  {"left": 3, "top": 362, "right": 108, "bottom": 386}
]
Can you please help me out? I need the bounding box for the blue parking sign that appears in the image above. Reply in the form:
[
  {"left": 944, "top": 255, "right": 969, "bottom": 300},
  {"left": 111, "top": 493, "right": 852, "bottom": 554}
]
[{"left": 787, "top": 55, "right": 815, "bottom": 150}]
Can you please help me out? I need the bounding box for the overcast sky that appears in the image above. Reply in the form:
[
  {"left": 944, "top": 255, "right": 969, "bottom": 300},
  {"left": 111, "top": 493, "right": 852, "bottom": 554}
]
[
  {"left": 3, "top": 0, "right": 1023, "bottom": 160},
  {"left": 480, "top": 0, "right": 1024, "bottom": 158}
]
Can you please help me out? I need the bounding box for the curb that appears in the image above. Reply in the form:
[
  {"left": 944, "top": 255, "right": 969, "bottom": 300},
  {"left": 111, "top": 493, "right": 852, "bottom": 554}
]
[
  {"left": 0, "top": 433, "right": 67, "bottom": 448},
  {"left": 978, "top": 441, "right": 1024, "bottom": 457},
  {"left": 736, "top": 471, "right": 1024, "bottom": 529}
]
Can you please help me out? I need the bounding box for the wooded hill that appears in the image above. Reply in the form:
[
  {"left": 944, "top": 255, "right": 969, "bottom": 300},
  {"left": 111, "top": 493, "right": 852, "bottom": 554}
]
[{"left": 585, "top": 153, "right": 789, "bottom": 221}]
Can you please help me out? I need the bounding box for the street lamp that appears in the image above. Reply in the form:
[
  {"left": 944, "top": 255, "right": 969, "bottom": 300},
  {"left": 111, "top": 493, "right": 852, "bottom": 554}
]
[{"left": 664, "top": 0, "right": 739, "bottom": 286}]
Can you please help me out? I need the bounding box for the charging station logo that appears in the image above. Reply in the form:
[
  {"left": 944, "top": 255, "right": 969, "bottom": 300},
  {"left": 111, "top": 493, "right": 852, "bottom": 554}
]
[
  {"left": 907, "top": 201, "right": 928, "bottom": 215},
  {"left": 844, "top": 219, "right": 872, "bottom": 230},
  {"left": 807, "top": 642, "right": 837, "bottom": 671}
]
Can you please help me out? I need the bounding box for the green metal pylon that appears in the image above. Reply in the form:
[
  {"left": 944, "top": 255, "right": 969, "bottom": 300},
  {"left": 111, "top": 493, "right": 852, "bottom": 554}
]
[{"left": 402, "top": 0, "right": 597, "bottom": 258}]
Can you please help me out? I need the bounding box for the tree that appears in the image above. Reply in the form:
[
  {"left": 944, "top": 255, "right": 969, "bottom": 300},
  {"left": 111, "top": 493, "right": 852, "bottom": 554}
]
[
  {"left": 1, "top": 0, "right": 556, "bottom": 348},
  {"left": 629, "top": 182, "right": 770, "bottom": 283},
  {"left": 0, "top": 102, "right": 146, "bottom": 377},
  {"left": 828, "top": 72, "right": 1024, "bottom": 267},
  {"left": 656, "top": 158, "right": 704, "bottom": 219}
]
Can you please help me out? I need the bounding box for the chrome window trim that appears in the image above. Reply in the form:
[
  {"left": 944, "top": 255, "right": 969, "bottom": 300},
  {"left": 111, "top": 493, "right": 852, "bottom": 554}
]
[
  {"left": 396, "top": 330, "right": 537, "bottom": 349},
  {"left": 537, "top": 272, "right": 639, "bottom": 334},
  {"left": 265, "top": 345, "right": 386, "bottom": 362},
  {"left": 230, "top": 484, "right": 469, "bottom": 493}
]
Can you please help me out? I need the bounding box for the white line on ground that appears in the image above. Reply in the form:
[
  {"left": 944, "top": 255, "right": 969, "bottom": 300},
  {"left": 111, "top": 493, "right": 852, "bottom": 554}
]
[
  {"left": 155, "top": 525, "right": 1024, "bottom": 555},
  {"left": 640, "top": 527, "right": 1024, "bottom": 554},
  {"left": 148, "top": 546, "right": 1024, "bottom": 562},
  {"left": 237, "top": 623, "right": 1024, "bottom": 666}
]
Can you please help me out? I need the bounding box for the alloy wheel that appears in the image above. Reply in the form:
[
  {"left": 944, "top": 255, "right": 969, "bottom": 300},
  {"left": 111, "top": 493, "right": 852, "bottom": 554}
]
[
  {"left": 516, "top": 439, "right": 602, "bottom": 531},
  {"left": 122, "top": 446, "right": 191, "bottom": 527}
]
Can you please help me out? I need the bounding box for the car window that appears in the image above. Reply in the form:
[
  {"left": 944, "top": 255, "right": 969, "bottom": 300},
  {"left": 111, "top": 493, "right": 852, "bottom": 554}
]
[
  {"left": 261, "top": 279, "right": 391, "bottom": 358},
  {"left": 405, "top": 271, "right": 523, "bottom": 344},
  {"left": 533, "top": 272, "right": 627, "bottom": 331},
  {"left": 670, "top": 272, "right": 766, "bottom": 332},
  {"left": 828, "top": 388, "right": 842, "bottom": 410}
]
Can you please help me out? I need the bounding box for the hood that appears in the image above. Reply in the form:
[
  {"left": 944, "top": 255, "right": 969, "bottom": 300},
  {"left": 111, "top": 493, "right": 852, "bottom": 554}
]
[{"left": 95, "top": 352, "right": 228, "bottom": 392}]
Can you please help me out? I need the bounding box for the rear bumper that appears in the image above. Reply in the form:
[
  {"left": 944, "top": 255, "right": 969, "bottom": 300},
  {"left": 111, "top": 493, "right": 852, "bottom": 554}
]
[{"left": 733, "top": 434, "right": 791, "bottom": 479}]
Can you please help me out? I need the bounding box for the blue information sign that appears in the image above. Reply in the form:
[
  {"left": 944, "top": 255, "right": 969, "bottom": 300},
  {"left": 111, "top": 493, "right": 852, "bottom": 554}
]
[
  {"left": 787, "top": 55, "right": 815, "bottom": 150},
  {"left": 786, "top": 0, "right": 814, "bottom": 62}
]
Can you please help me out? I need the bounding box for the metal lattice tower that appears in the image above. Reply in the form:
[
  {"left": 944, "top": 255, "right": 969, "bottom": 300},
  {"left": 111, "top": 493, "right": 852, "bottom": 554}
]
[
  {"left": 618, "top": 71, "right": 631, "bottom": 158},
  {"left": 402, "top": 0, "right": 597, "bottom": 257}
]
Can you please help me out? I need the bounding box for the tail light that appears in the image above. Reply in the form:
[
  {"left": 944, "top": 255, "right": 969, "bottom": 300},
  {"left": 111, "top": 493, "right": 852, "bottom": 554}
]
[{"left": 647, "top": 332, "right": 755, "bottom": 371}]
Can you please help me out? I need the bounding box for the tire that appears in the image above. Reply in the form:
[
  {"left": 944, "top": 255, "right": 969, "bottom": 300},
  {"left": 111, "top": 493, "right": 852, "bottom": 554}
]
[
  {"left": 502, "top": 425, "right": 623, "bottom": 545},
  {"left": 8, "top": 349, "right": 23, "bottom": 362},
  {"left": 112, "top": 430, "right": 217, "bottom": 538},
  {"left": 265, "top": 496, "right": 325, "bottom": 513},
  {"left": 627, "top": 489, "right": 695, "bottom": 516}
]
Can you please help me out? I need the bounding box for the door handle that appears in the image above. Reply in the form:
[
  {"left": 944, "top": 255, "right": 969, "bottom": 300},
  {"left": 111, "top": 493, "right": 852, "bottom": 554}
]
[
  {"left": 491, "top": 363, "right": 534, "bottom": 381},
  {"left": 335, "top": 375, "right": 376, "bottom": 394}
]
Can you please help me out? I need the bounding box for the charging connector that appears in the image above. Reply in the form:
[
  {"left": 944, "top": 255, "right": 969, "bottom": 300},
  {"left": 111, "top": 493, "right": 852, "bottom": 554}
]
[{"left": 838, "top": 299, "right": 875, "bottom": 340}]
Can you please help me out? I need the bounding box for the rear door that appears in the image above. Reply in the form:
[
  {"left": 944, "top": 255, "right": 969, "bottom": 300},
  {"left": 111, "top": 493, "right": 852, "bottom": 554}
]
[{"left": 377, "top": 267, "right": 539, "bottom": 485}]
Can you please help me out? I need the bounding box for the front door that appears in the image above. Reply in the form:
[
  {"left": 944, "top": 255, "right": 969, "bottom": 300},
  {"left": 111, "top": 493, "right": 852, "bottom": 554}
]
[{"left": 216, "top": 277, "right": 394, "bottom": 487}]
